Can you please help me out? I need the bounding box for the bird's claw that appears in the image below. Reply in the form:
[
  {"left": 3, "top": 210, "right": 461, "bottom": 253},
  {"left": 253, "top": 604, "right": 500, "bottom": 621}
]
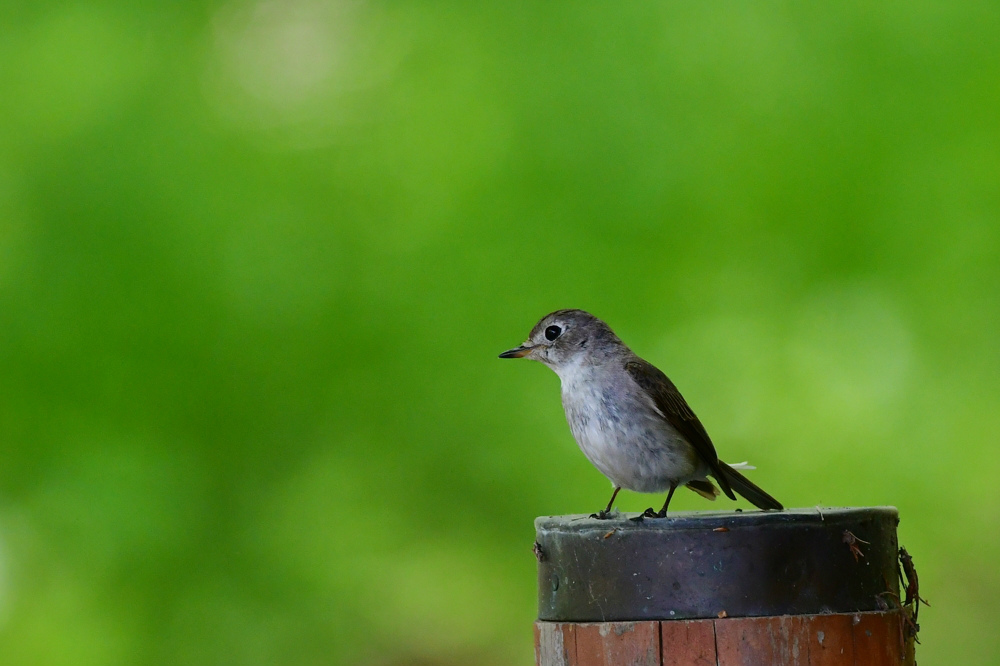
[
  {"left": 589, "top": 510, "right": 613, "bottom": 520},
  {"left": 631, "top": 507, "right": 667, "bottom": 521}
]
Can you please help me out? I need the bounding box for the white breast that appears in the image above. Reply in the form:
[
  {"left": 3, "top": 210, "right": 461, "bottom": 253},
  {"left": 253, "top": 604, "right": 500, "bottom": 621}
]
[{"left": 556, "top": 360, "right": 700, "bottom": 493}]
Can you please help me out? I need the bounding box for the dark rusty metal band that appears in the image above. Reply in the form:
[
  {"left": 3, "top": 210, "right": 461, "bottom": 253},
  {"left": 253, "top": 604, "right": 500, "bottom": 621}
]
[{"left": 535, "top": 507, "right": 900, "bottom": 622}]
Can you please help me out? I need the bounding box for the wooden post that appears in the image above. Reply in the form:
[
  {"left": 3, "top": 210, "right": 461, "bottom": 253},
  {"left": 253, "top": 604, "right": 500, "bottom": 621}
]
[{"left": 533, "top": 507, "right": 918, "bottom": 665}]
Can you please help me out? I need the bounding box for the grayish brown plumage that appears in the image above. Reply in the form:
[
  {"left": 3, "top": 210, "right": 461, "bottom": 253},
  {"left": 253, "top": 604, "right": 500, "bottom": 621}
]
[{"left": 500, "top": 309, "right": 782, "bottom": 518}]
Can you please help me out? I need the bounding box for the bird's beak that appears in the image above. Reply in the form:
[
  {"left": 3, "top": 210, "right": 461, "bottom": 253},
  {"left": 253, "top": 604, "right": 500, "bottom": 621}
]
[{"left": 498, "top": 345, "right": 533, "bottom": 359}]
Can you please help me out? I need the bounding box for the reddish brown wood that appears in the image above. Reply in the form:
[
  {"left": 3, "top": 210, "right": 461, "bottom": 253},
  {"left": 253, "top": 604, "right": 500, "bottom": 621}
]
[
  {"left": 574, "top": 621, "right": 660, "bottom": 666},
  {"left": 802, "top": 614, "right": 856, "bottom": 665},
  {"left": 715, "top": 614, "right": 810, "bottom": 665},
  {"left": 535, "top": 611, "right": 914, "bottom": 665},
  {"left": 660, "top": 618, "right": 717, "bottom": 666},
  {"left": 852, "top": 610, "right": 911, "bottom": 666}
]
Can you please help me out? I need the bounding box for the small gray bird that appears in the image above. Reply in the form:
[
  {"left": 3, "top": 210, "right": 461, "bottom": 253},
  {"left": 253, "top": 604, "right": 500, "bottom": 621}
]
[{"left": 499, "top": 309, "right": 782, "bottom": 518}]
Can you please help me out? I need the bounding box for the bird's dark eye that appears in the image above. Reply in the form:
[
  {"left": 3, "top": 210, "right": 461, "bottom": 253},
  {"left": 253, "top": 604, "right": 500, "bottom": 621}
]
[{"left": 544, "top": 325, "right": 562, "bottom": 341}]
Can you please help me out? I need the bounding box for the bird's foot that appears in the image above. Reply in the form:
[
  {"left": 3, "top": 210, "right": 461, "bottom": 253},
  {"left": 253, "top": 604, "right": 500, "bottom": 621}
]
[
  {"left": 589, "top": 510, "right": 614, "bottom": 520},
  {"left": 630, "top": 507, "right": 661, "bottom": 522},
  {"left": 634, "top": 507, "right": 668, "bottom": 520}
]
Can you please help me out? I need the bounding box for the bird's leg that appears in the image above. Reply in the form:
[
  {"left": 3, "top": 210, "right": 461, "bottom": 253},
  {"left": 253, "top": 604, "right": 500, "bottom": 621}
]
[
  {"left": 590, "top": 486, "right": 621, "bottom": 519},
  {"left": 632, "top": 482, "right": 678, "bottom": 521},
  {"left": 654, "top": 483, "right": 678, "bottom": 518}
]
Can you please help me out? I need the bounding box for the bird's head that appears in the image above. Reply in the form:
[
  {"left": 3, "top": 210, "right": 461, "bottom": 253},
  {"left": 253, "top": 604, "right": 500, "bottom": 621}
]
[{"left": 499, "top": 309, "right": 621, "bottom": 371}]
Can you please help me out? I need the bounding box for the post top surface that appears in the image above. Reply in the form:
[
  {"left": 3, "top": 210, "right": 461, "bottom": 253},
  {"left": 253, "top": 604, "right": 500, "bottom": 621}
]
[{"left": 535, "top": 506, "right": 898, "bottom": 533}]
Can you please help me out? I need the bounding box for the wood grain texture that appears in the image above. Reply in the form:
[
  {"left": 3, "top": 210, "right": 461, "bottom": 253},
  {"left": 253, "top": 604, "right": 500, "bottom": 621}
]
[
  {"left": 535, "top": 622, "right": 576, "bottom": 666},
  {"left": 660, "top": 618, "right": 717, "bottom": 666},
  {"left": 802, "top": 614, "right": 856, "bottom": 665},
  {"left": 852, "top": 610, "right": 912, "bottom": 666},
  {"left": 535, "top": 611, "right": 914, "bottom": 665},
  {"left": 573, "top": 621, "right": 660, "bottom": 666},
  {"left": 714, "top": 613, "right": 908, "bottom": 666},
  {"left": 715, "top": 614, "right": 809, "bottom": 665}
]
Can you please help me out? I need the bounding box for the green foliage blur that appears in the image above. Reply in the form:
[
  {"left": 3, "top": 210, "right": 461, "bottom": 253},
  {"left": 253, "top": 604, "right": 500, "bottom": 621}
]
[{"left": 1, "top": 2, "right": 998, "bottom": 664}]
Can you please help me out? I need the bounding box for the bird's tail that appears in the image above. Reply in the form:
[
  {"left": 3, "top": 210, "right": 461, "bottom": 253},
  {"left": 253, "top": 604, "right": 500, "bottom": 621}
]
[{"left": 716, "top": 460, "right": 783, "bottom": 510}]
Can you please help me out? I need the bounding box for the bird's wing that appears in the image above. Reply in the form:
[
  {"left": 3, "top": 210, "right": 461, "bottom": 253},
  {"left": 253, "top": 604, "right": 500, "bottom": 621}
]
[{"left": 624, "top": 359, "right": 736, "bottom": 500}]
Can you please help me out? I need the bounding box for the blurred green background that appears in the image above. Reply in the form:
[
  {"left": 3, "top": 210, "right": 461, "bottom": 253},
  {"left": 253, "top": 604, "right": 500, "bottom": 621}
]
[{"left": 1, "top": 2, "right": 998, "bottom": 664}]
